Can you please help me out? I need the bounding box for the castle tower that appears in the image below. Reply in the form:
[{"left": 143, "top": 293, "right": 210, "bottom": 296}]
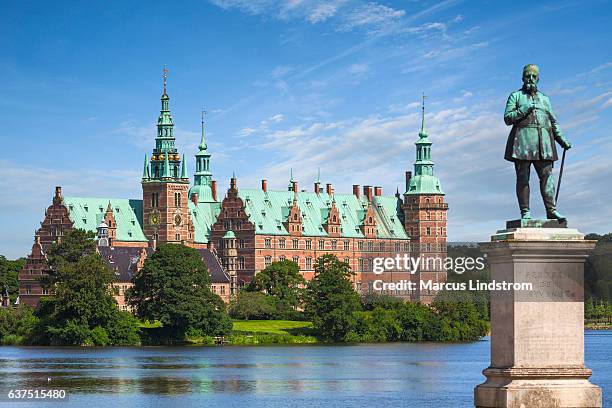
[
  {"left": 403, "top": 94, "right": 448, "bottom": 304},
  {"left": 188, "top": 110, "right": 216, "bottom": 203},
  {"left": 222, "top": 230, "right": 238, "bottom": 295},
  {"left": 142, "top": 66, "right": 193, "bottom": 245}
]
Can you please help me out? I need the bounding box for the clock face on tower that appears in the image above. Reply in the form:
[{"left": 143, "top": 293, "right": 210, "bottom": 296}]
[
  {"left": 150, "top": 210, "right": 160, "bottom": 226},
  {"left": 174, "top": 213, "right": 182, "bottom": 227}
]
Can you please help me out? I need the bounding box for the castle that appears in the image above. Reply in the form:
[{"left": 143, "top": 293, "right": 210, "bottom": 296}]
[{"left": 18, "top": 71, "right": 448, "bottom": 308}]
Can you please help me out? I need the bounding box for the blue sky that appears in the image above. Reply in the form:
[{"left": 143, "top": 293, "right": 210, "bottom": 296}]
[{"left": 1, "top": 0, "right": 611, "bottom": 258}]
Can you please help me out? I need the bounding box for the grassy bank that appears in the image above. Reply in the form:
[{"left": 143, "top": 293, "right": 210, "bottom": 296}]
[
  {"left": 184, "top": 320, "right": 318, "bottom": 345},
  {"left": 229, "top": 320, "right": 318, "bottom": 344}
]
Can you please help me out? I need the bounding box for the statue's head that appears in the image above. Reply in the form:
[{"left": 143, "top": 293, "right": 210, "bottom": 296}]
[{"left": 522, "top": 64, "right": 539, "bottom": 93}]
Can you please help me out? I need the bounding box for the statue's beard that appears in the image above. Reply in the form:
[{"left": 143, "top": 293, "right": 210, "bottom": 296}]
[{"left": 524, "top": 82, "right": 537, "bottom": 93}]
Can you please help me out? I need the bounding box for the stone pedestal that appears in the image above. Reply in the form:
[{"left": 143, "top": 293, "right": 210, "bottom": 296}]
[{"left": 474, "top": 224, "right": 602, "bottom": 408}]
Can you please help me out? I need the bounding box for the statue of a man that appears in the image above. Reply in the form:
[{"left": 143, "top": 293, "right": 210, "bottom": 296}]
[{"left": 504, "top": 64, "right": 571, "bottom": 221}]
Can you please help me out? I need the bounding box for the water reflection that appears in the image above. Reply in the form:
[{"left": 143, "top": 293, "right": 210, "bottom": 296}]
[{"left": 0, "top": 332, "right": 609, "bottom": 407}]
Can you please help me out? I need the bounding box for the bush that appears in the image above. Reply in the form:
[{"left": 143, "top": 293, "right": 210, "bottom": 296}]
[
  {"left": 229, "top": 292, "right": 276, "bottom": 320},
  {"left": 91, "top": 327, "right": 110, "bottom": 346}
]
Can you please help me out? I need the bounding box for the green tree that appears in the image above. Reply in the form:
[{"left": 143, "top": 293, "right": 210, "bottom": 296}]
[
  {"left": 33, "top": 229, "right": 140, "bottom": 346},
  {"left": 127, "top": 244, "right": 232, "bottom": 343},
  {"left": 0, "top": 255, "right": 25, "bottom": 301},
  {"left": 0, "top": 305, "right": 38, "bottom": 345},
  {"left": 304, "top": 254, "right": 361, "bottom": 341},
  {"left": 432, "top": 299, "right": 489, "bottom": 341},
  {"left": 247, "top": 260, "right": 305, "bottom": 316},
  {"left": 229, "top": 291, "right": 276, "bottom": 320}
]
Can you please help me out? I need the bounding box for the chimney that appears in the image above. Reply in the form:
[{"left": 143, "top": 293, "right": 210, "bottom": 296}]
[
  {"left": 353, "top": 184, "right": 360, "bottom": 198},
  {"left": 292, "top": 181, "right": 298, "bottom": 192},
  {"left": 405, "top": 171, "right": 412, "bottom": 193},
  {"left": 364, "top": 185, "right": 372, "bottom": 202},
  {"left": 230, "top": 176, "right": 237, "bottom": 191},
  {"left": 314, "top": 182, "right": 321, "bottom": 193},
  {"left": 326, "top": 183, "right": 333, "bottom": 195},
  {"left": 191, "top": 193, "right": 199, "bottom": 205},
  {"left": 261, "top": 179, "right": 267, "bottom": 192},
  {"left": 374, "top": 186, "right": 382, "bottom": 197},
  {"left": 211, "top": 180, "right": 218, "bottom": 201},
  {"left": 53, "top": 186, "right": 63, "bottom": 204}
]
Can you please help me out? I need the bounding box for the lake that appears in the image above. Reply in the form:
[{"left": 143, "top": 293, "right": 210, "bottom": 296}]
[{"left": 0, "top": 331, "right": 609, "bottom": 407}]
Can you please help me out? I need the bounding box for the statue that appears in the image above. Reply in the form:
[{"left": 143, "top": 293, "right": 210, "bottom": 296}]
[{"left": 504, "top": 64, "right": 571, "bottom": 221}]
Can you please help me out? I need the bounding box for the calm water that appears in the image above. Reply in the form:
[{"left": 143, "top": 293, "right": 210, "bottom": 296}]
[{"left": 0, "top": 331, "right": 609, "bottom": 408}]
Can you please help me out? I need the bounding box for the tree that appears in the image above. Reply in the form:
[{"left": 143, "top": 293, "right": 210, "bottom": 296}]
[
  {"left": 247, "top": 260, "right": 305, "bottom": 315},
  {"left": 127, "top": 244, "right": 232, "bottom": 343},
  {"left": 229, "top": 291, "right": 276, "bottom": 320},
  {"left": 0, "top": 255, "right": 25, "bottom": 301},
  {"left": 33, "top": 229, "right": 140, "bottom": 346},
  {"left": 304, "top": 254, "right": 361, "bottom": 341}
]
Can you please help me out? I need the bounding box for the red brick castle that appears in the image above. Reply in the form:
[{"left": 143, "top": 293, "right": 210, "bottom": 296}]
[{"left": 18, "top": 71, "right": 448, "bottom": 307}]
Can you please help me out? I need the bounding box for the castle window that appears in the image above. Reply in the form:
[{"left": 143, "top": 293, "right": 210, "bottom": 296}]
[
  {"left": 395, "top": 242, "right": 400, "bottom": 252},
  {"left": 292, "top": 256, "right": 299, "bottom": 264},
  {"left": 318, "top": 240, "right": 325, "bottom": 250},
  {"left": 306, "top": 257, "right": 312, "bottom": 270},
  {"left": 367, "top": 241, "right": 373, "bottom": 252},
  {"left": 343, "top": 241, "right": 350, "bottom": 250},
  {"left": 404, "top": 242, "right": 410, "bottom": 252},
  {"left": 279, "top": 238, "right": 286, "bottom": 249},
  {"left": 175, "top": 234, "right": 180, "bottom": 241},
  {"left": 221, "top": 286, "right": 226, "bottom": 295},
  {"left": 264, "top": 256, "right": 272, "bottom": 267},
  {"left": 153, "top": 233, "right": 159, "bottom": 241},
  {"left": 306, "top": 239, "right": 312, "bottom": 250},
  {"left": 344, "top": 257, "right": 350, "bottom": 265},
  {"left": 279, "top": 255, "right": 286, "bottom": 261},
  {"left": 238, "top": 257, "right": 245, "bottom": 269},
  {"left": 359, "top": 258, "right": 364, "bottom": 271},
  {"left": 265, "top": 238, "right": 271, "bottom": 248},
  {"left": 292, "top": 239, "right": 299, "bottom": 249},
  {"left": 358, "top": 241, "right": 364, "bottom": 250},
  {"left": 239, "top": 239, "right": 245, "bottom": 248},
  {"left": 42, "top": 287, "right": 49, "bottom": 295},
  {"left": 151, "top": 193, "right": 159, "bottom": 208},
  {"left": 380, "top": 242, "right": 385, "bottom": 251},
  {"left": 426, "top": 227, "right": 431, "bottom": 236},
  {"left": 331, "top": 240, "right": 337, "bottom": 250},
  {"left": 25, "top": 285, "right": 32, "bottom": 294}
]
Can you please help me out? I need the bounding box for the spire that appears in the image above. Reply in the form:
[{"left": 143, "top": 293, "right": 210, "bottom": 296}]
[
  {"left": 288, "top": 168, "right": 295, "bottom": 191},
  {"left": 163, "top": 153, "right": 170, "bottom": 178},
  {"left": 142, "top": 154, "right": 150, "bottom": 179},
  {"left": 406, "top": 94, "right": 444, "bottom": 195},
  {"left": 419, "top": 92, "right": 428, "bottom": 138},
  {"left": 163, "top": 64, "right": 168, "bottom": 95},
  {"left": 199, "top": 108, "right": 207, "bottom": 151},
  {"left": 181, "top": 154, "right": 187, "bottom": 178}
]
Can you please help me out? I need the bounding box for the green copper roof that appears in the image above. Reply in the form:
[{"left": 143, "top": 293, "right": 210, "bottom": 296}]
[
  {"left": 406, "top": 96, "right": 444, "bottom": 195},
  {"left": 237, "top": 189, "right": 409, "bottom": 240},
  {"left": 406, "top": 175, "right": 444, "bottom": 195},
  {"left": 63, "top": 197, "right": 147, "bottom": 242},
  {"left": 189, "top": 200, "right": 221, "bottom": 244},
  {"left": 223, "top": 230, "right": 236, "bottom": 239}
]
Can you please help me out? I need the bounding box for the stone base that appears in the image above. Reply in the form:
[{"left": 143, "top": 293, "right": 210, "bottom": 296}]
[
  {"left": 491, "top": 227, "right": 583, "bottom": 242},
  {"left": 475, "top": 368, "right": 602, "bottom": 407},
  {"left": 506, "top": 219, "right": 567, "bottom": 229}
]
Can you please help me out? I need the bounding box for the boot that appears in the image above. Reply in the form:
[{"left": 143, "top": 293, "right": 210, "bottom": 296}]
[{"left": 546, "top": 210, "right": 566, "bottom": 222}]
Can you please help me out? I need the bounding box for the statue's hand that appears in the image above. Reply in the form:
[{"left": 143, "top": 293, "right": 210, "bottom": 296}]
[
  {"left": 519, "top": 103, "right": 535, "bottom": 116},
  {"left": 561, "top": 140, "right": 572, "bottom": 150}
]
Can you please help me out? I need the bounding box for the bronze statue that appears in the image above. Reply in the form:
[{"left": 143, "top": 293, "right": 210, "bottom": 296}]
[{"left": 504, "top": 64, "right": 571, "bottom": 221}]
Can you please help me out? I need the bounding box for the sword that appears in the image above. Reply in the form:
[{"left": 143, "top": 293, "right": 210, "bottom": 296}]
[{"left": 555, "top": 148, "right": 567, "bottom": 203}]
